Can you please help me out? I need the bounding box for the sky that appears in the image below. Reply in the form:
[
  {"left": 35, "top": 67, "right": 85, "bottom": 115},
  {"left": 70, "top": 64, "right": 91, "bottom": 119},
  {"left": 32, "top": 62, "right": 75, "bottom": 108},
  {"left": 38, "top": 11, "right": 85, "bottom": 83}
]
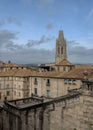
[{"left": 0, "top": 0, "right": 93, "bottom": 64}]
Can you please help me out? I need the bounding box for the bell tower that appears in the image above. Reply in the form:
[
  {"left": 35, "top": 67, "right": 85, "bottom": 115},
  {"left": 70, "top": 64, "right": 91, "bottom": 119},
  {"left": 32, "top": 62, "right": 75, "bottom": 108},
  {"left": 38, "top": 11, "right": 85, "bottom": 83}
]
[{"left": 55, "top": 31, "right": 67, "bottom": 64}]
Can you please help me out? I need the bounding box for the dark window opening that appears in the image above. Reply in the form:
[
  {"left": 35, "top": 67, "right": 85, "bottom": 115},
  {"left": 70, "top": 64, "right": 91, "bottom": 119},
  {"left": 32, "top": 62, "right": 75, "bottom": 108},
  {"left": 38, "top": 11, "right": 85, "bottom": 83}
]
[
  {"left": 58, "top": 46, "right": 60, "bottom": 54},
  {"left": 34, "top": 88, "right": 37, "bottom": 95},
  {"left": 6, "top": 91, "right": 10, "bottom": 96},
  {"left": 46, "top": 79, "right": 50, "bottom": 86},
  {"left": 34, "top": 78, "right": 38, "bottom": 85},
  {"left": 61, "top": 46, "right": 63, "bottom": 54}
]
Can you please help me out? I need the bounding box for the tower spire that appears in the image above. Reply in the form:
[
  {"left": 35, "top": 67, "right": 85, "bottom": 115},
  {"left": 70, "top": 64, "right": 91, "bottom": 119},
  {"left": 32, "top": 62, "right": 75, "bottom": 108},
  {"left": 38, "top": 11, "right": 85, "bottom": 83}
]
[
  {"left": 55, "top": 31, "right": 67, "bottom": 64},
  {"left": 58, "top": 31, "right": 64, "bottom": 39}
]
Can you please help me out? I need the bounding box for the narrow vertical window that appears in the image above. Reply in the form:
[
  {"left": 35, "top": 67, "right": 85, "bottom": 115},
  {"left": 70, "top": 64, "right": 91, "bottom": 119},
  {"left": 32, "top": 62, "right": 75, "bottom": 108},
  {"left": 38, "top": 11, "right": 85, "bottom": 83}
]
[
  {"left": 47, "top": 90, "right": 51, "bottom": 97},
  {"left": 6, "top": 91, "right": 10, "bottom": 96},
  {"left": 58, "top": 46, "right": 60, "bottom": 54},
  {"left": 61, "top": 46, "right": 63, "bottom": 54},
  {"left": 34, "top": 78, "right": 38, "bottom": 85},
  {"left": 34, "top": 88, "right": 37, "bottom": 95},
  {"left": 46, "top": 79, "right": 50, "bottom": 86}
]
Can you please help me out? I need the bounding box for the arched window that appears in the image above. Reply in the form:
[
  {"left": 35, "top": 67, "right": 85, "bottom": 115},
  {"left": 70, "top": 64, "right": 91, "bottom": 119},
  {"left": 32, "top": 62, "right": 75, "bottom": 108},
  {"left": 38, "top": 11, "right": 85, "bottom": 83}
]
[
  {"left": 58, "top": 46, "right": 60, "bottom": 54},
  {"left": 61, "top": 46, "right": 63, "bottom": 54}
]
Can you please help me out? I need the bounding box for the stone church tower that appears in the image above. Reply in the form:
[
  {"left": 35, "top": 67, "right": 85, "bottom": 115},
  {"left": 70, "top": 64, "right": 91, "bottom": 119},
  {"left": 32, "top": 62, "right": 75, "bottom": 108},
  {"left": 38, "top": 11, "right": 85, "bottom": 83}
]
[{"left": 55, "top": 31, "right": 67, "bottom": 64}]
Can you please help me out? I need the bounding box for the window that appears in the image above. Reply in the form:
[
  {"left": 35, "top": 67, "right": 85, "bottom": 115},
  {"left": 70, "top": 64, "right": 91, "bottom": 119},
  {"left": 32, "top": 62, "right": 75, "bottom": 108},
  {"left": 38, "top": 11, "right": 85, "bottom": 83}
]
[
  {"left": 34, "top": 78, "right": 38, "bottom": 85},
  {"left": 27, "top": 77, "right": 29, "bottom": 81},
  {"left": 63, "top": 66, "right": 66, "bottom": 71},
  {"left": 47, "top": 90, "right": 51, "bottom": 97},
  {"left": 34, "top": 88, "right": 37, "bottom": 95},
  {"left": 46, "top": 79, "right": 50, "bottom": 86},
  {"left": 6, "top": 91, "right": 10, "bottom": 96},
  {"left": 72, "top": 79, "right": 76, "bottom": 85},
  {"left": 68, "top": 79, "right": 72, "bottom": 84},
  {"left": 70, "top": 66, "right": 72, "bottom": 71},
  {"left": 58, "top": 46, "right": 60, "bottom": 54},
  {"left": 19, "top": 92, "right": 21, "bottom": 97},
  {"left": 64, "top": 79, "right": 68, "bottom": 84},
  {"left": 6, "top": 84, "right": 9, "bottom": 89},
  {"left": 61, "top": 46, "right": 63, "bottom": 54}
]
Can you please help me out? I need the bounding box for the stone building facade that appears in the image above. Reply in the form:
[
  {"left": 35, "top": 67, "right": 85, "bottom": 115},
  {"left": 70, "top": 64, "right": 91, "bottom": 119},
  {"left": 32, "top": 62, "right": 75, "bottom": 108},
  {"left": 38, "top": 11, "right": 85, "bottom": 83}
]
[
  {"left": 0, "top": 79, "right": 93, "bottom": 130},
  {"left": 0, "top": 69, "right": 81, "bottom": 100}
]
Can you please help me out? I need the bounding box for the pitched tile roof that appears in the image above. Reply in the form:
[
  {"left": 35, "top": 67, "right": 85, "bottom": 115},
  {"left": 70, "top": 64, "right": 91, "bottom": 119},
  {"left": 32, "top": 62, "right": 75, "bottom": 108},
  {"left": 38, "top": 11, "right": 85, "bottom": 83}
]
[
  {"left": 55, "top": 59, "right": 74, "bottom": 66},
  {"left": 0, "top": 67, "right": 93, "bottom": 80},
  {"left": 3, "top": 63, "right": 25, "bottom": 68},
  {"left": 30, "top": 68, "right": 93, "bottom": 79},
  {"left": 0, "top": 69, "right": 36, "bottom": 77},
  {"left": 59, "top": 68, "right": 93, "bottom": 79}
]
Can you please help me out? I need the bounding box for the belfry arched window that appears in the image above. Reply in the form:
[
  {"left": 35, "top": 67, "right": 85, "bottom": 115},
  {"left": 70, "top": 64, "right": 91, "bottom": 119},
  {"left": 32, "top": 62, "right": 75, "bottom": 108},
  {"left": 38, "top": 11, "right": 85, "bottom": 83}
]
[
  {"left": 61, "top": 46, "right": 63, "bottom": 54},
  {"left": 58, "top": 46, "right": 60, "bottom": 54}
]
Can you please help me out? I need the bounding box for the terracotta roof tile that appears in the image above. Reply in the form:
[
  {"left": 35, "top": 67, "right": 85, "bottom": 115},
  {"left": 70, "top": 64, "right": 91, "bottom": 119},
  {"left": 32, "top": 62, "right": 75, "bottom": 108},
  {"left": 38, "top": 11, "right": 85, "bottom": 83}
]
[
  {"left": 0, "top": 67, "right": 93, "bottom": 80},
  {"left": 60, "top": 68, "right": 93, "bottom": 79},
  {"left": 0, "top": 69, "right": 36, "bottom": 77},
  {"left": 30, "top": 68, "right": 93, "bottom": 79},
  {"left": 4, "top": 63, "right": 24, "bottom": 68}
]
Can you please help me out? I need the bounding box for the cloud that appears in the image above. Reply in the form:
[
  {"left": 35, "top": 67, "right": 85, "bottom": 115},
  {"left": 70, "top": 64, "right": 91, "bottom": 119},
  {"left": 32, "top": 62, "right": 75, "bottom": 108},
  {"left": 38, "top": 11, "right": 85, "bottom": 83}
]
[
  {"left": 0, "top": 29, "right": 18, "bottom": 47},
  {"left": 0, "top": 30, "right": 54, "bottom": 51},
  {"left": 1, "top": 42, "right": 93, "bottom": 64},
  {"left": 7, "top": 16, "right": 22, "bottom": 26},
  {"left": 46, "top": 23, "right": 54, "bottom": 30},
  {"left": 26, "top": 35, "right": 54, "bottom": 47},
  {"left": 67, "top": 40, "right": 80, "bottom": 49},
  {"left": 5, "top": 42, "right": 22, "bottom": 51},
  {"left": 67, "top": 41, "right": 93, "bottom": 64},
  {"left": 0, "top": 48, "right": 55, "bottom": 64},
  {"left": 0, "top": 31, "right": 55, "bottom": 63}
]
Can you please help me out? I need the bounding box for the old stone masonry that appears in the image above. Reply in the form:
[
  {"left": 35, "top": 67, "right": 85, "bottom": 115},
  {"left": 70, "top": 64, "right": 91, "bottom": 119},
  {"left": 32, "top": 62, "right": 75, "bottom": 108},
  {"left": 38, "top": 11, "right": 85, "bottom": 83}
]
[{"left": 0, "top": 79, "right": 93, "bottom": 130}]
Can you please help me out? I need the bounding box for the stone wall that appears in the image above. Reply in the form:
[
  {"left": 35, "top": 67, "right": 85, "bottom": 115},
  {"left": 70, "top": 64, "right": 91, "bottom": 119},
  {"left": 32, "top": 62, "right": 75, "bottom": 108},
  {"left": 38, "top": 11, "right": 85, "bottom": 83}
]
[
  {"left": 1, "top": 92, "right": 93, "bottom": 130},
  {"left": 50, "top": 93, "right": 93, "bottom": 130}
]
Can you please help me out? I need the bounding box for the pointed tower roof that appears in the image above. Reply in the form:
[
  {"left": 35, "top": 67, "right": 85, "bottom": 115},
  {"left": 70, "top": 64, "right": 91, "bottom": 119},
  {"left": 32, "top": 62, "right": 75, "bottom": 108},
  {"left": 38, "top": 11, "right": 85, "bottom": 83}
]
[{"left": 58, "top": 30, "right": 64, "bottom": 40}]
